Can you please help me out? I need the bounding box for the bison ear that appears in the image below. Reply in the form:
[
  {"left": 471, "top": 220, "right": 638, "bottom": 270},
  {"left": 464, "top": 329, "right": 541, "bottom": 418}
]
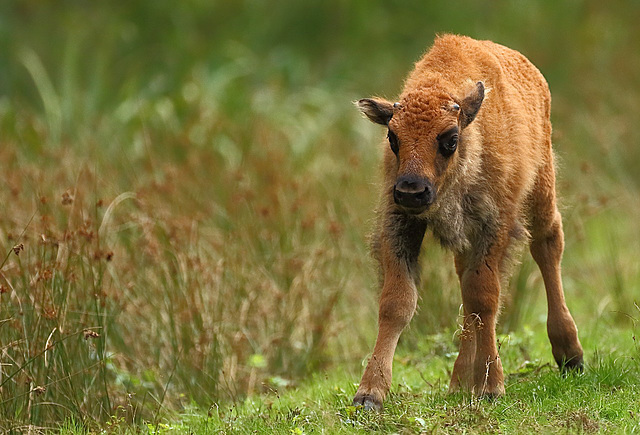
[
  {"left": 460, "top": 81, "right": 484, "bottom": 129},
  {"left": 356, "top": 98, "right": 395, "bottom": 125}
]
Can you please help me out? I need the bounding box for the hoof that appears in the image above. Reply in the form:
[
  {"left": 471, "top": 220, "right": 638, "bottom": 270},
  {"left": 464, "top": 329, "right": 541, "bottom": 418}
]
[
  {"left": 558, "top": 355, "right": 584, "bottom": 375},
  {"left": 479, "top": 391, "right": 501, "bottom": 402},
  {"left": 352, "top": 394, "right": 383, "bottom": 412}
]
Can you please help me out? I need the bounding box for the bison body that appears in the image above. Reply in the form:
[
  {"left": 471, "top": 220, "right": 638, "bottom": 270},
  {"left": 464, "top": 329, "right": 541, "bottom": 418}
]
[{"left": 353, "top": 35, "right": 583, "bottom": 411}]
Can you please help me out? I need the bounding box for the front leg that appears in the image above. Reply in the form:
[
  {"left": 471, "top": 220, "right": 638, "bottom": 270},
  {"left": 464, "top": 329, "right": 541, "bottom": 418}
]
[
  {"left": 454, "top": 253, "right": 505, "bottom": 396},
  {"left": 353, "top": 214, "right": 426, "bottom": 411},
  {"left": 449, "top": 305, "right": 478, "bottom": 393}
]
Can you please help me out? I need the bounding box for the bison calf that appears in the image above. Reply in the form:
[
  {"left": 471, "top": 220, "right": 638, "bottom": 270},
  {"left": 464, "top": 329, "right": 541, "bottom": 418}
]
[{"left": 353, "top": 34, "right": 583, "bottom": 411}]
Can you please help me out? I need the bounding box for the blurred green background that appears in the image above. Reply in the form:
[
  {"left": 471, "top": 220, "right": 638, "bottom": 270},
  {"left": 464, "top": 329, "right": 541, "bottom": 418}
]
[{"left": 1, "top": 0, "right": 639, "bottom": 428}]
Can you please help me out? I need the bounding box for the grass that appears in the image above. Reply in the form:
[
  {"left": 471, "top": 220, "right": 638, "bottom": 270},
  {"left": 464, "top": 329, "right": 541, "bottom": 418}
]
[
  {"left": 1, "top": 0, "right": 640, "bottom": 432},
  {"left": 127, "top": 326, "right": 640, "bottom": 434}
]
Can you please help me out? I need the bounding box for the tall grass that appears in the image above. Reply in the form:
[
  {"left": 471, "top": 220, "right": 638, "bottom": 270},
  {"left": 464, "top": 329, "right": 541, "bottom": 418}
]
[{"left": 0, "top": 0, "right": 639, "bottom": 429}]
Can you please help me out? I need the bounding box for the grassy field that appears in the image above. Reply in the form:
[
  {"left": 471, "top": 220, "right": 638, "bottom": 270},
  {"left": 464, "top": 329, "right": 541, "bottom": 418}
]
[
  {"left": 1, "top": 0, "right": 640, "bottom": 432},
  {"left": 138, "top": 330, "right": 640, "bottom": 434}
]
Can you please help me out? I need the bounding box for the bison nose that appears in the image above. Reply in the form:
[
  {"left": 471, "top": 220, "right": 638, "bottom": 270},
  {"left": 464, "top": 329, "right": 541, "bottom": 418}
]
[{"left": 393, "top": 175, "right": 435, "bottom": 211}]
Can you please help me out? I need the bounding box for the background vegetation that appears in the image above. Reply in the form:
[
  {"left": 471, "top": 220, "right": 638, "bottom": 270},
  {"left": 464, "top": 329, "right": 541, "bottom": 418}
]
[{"left": 1, "top": 0, "right": 639, "bottom": 432}]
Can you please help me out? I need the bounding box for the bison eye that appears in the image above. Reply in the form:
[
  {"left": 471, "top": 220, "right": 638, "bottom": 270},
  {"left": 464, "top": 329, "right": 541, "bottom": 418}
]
[
  {"left": 387, "top": 129, "right": 399, "bottom": 155},
  {"left": 440, "top": 135, "right": 458, "bottom": 156},
  {"left": 437, "top": 127, "right": 459, "bottom": 157}
]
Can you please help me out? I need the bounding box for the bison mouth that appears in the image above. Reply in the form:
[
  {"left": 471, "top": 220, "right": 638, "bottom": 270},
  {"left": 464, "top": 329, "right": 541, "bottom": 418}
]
[{"left": 396, "top": 204, "right": 430, "bottom": 216}]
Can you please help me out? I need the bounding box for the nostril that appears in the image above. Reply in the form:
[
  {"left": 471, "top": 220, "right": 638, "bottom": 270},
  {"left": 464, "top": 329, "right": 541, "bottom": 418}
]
[
  {"left": 396, "top": 180, "right": 424, "bottom": 194},
  {"left": 398, "top": 181, "right": 414, "bottom": 191},
  {"left": 415, "top": 188, "right": 428, "bottom": 200}
]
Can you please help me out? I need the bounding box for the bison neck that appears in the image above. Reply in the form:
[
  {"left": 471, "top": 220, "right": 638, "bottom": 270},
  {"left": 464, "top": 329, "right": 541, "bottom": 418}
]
[{"left": 426, "top": 173, "right": 500, "bottom": 258}]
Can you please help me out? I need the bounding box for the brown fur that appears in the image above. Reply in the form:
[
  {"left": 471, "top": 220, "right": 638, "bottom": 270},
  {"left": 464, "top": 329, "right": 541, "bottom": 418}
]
[{"left": 353, "top": 35, "right": 583, "bottom": 411}]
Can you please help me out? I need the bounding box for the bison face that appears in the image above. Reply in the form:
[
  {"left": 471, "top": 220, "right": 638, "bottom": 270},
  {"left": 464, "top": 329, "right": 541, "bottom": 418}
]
[{"left": 357, "top": 81, "right": 484, "bottom": 215}]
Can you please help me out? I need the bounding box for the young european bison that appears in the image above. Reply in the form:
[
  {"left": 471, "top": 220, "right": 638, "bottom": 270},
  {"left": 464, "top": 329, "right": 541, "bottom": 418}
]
[{"left": 353, "top": 34, "right": 583, "bottom": 411}]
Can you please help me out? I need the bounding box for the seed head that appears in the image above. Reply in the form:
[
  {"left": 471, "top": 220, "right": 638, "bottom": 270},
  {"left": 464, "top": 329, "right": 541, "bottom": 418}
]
[
  {"left": 61, "top": 190, "right": 74, "bottom": 205},
  {"left": 12, "top": 243, "right": 24, "bottom": 256},
  {"left": 83, "top": 329, "right": 100, "bottom": 340},
  {"left": 32, "top": 386, "right": 46, "bottom": 395}
]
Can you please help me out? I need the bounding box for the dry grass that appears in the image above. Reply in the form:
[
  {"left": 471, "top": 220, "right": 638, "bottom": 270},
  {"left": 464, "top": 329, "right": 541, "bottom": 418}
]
[{"left": 0, "top": 58, "right": 385, "bottom": 425}]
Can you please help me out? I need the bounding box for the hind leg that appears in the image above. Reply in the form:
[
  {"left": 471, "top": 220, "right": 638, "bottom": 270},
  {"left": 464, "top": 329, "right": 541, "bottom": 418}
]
[{"left": 529, "top": 162, "right": 583, "bottom": 371}]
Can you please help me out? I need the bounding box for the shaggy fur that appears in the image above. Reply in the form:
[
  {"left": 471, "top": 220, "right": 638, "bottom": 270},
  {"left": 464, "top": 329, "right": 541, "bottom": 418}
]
[{"left": 352, "top": 35, "right": 583, "bottom": 411}]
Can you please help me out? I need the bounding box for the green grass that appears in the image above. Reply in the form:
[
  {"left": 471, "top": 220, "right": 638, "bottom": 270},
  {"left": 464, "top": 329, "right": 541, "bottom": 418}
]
[
  {"left": 1, "top": 0, "right": 640, "bottom": 432},
  {"left": 130, "top": 326, "right": 640, "bottom": 434}
]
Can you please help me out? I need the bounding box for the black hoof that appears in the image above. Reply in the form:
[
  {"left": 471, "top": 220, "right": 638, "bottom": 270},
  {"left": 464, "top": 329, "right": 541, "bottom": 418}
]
[
  {"left": 480, "top": 392, "right": 500, "bottom": 402},
  {"left": 557, "top": 355, "right": 584, "bottom": 375},
  {"left": 353, "top": 394, "right": 383, "bottom": 412}
]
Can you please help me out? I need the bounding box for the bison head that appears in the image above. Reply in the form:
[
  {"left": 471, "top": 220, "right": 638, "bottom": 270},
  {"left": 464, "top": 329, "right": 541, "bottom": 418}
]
[{"left": 357, "top": 81, "right": 484, "bottom": 214}]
